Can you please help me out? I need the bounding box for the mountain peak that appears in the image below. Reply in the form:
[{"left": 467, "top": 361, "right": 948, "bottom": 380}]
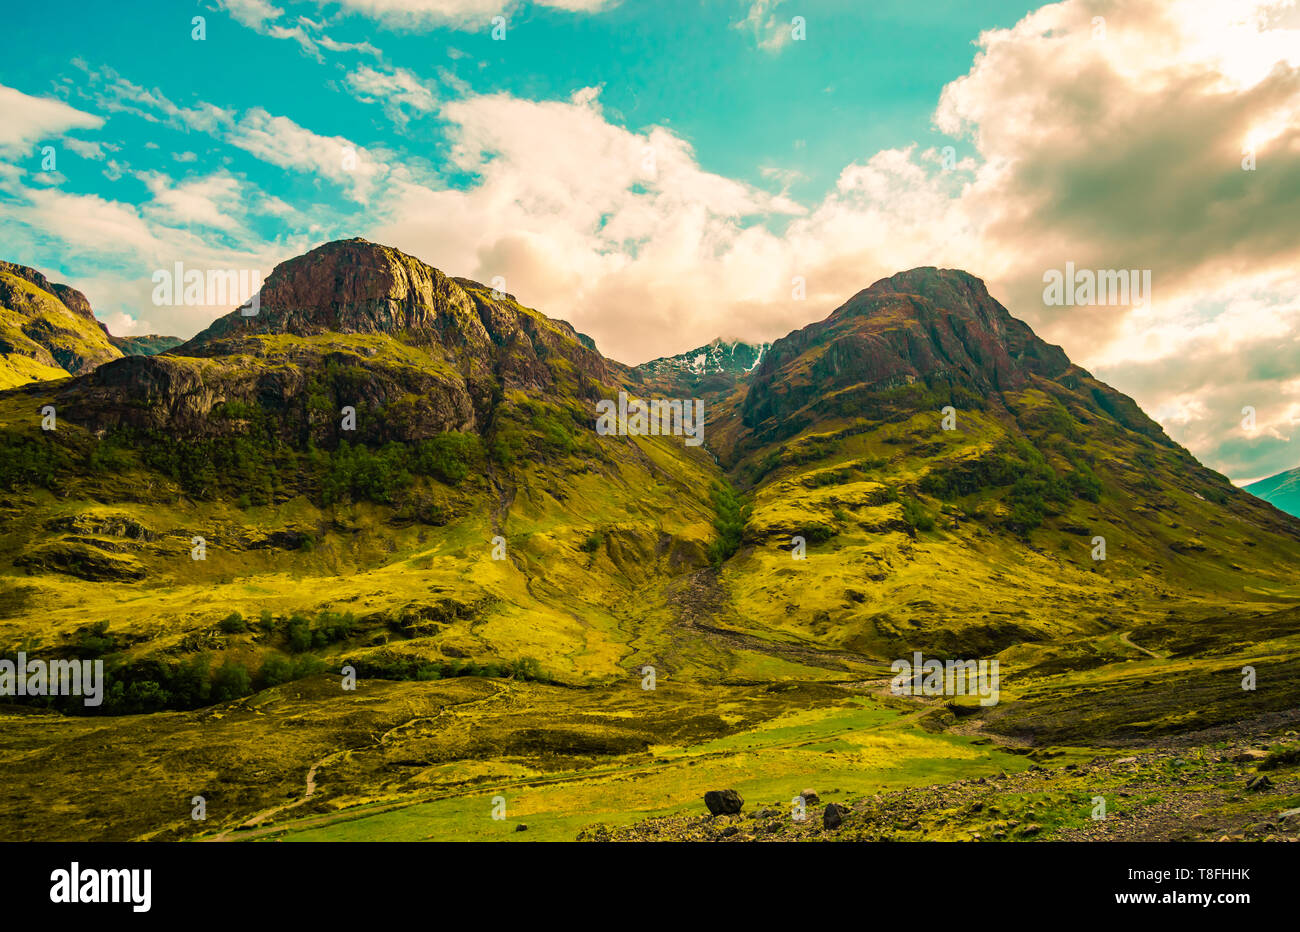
[{"left": 178, "top": 238, "right": 485, "bottom": 350}]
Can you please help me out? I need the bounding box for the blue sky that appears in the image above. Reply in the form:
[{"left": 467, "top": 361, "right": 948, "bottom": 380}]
[
  {"left": 1, "top": 0, "right": 1035, "bottom": 251},
  {"left": 0, "top": 0, "right": 1298, "bottom": 483}
]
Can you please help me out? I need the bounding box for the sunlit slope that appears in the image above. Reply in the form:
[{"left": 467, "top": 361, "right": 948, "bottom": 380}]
[
  {"left": 0, "top": 239, "right": 734, "bottom": 693},
  {"left": 0, "top": 265, "right": 121, "bottom": 386},
  {"left": 706, "top": 269, "right": 1300, "bottom": 658}
]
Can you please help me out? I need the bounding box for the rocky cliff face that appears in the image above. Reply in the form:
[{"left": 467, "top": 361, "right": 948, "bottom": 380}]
[
  {"left": 58, "top": 239, "right": 615, "bottom": 444},
  {"left": 740, "top": 267, "right": 1169, "bottom": 448}
]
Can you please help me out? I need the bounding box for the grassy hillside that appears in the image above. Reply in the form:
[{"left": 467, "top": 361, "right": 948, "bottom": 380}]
[{"left": 1, "top": 246, "right": 1297, "bottom": 842}]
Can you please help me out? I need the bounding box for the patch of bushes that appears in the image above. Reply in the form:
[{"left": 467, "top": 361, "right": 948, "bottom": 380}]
[
  {"left": 346, "top": 654, "right": 549, "bottom": 683},
  {"left": 901, "top": 497, "right": 935, "bottom": 532},
  {"left": 282, "top": 609, "right": 357, "bottom": 653},
  {"left": 707, "top": 480, "right": 750, "bottom": 565},
  {"left": 0, "top": 433, "right": 71, "bottom": 490}
]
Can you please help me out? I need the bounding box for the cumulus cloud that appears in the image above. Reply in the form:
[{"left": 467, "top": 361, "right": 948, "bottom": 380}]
[
  {"left": 368, "top": 86, "right": 803, "bottom": 356},
  {"left": 358, "top": 0, "right": 1300, "bottom": 482}
]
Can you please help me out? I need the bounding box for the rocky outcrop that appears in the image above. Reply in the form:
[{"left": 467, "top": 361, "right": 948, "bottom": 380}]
[
  {"left": 40, "top": 239, "right": 626, "bottom": 443},
  {"left": 739, "top": 266, "right": 1170, "bottom": 448}
]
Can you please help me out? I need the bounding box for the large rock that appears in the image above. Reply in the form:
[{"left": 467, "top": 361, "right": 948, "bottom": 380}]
[
  {"left": 823, "top": 803, "right": 849, "bottom": 830},
  {"left": 704, "top": 789, "right": 744, "bottom": 815}
]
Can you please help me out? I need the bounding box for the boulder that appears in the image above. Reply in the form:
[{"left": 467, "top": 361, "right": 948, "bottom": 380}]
[{"left": 704, "top": 789, "right": 744, "bottom": 815}]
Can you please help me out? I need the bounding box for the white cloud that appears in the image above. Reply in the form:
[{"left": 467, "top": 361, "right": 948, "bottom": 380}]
[
  {"left": 226, "top": 108, "right": 389, "bottom": 200},
  {"left": 137, "top": 170, "right": 246, "bottom": 231},
  {"left": 0, "top": 84, "right": 103, "bottom": 152},
  {"left": 325, "top": 0, "right": 616, "bottom": 30},
  {"left": 217, "top": 1, "right": 382, "bottom": 58},
  {"left": 734, "top": 0, "right": 794, "bottom": 53},
  {"left": 344, "top": 65, "right": 437, "bottom": 125}
]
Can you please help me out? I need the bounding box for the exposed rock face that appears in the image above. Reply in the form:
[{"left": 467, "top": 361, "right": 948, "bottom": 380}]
[
  {"left": 180, "top": 238, "right": 487, "bottom": 346},
  {"left": 57, "top": 239, "right": 614, "bottom": 443},
  {"left": 740, "top": 266, "right": 1169, "bottom": 448},
  {"left": 177, "top": 238, "right": 611, "bottom": 394}
]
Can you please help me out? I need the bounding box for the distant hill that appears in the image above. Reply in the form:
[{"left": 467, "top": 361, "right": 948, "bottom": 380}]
[
  {"left": 103, "top": 332, "right": 184, "bottom": 357},
  {"left": 1246, "top": 467, "right": 1300, "bottom": 518},
  {"left": 636, "top": 338, "right": 769, "bottom": 379}
]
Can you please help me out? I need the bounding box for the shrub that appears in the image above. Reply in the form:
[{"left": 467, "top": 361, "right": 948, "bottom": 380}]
[
  {"left": 211, "top": 660, "right": 252, "bottom": 701},
  {"left": 259, "top": 656, "right": 293, "bottom": 688},
  {"left": 75, "top": 620, "right": 116, "bottom": 657},
  {"left": 218, "top": 611, "right": 247, "bottom": 634},
  {"left": 413, "top": 432, "right": 482, "bottom": 485},
  {"left": 901, "top": 497, "right": 935, "bottom": 532},
  {"left": 286, "top": 613, "right": 312, "bottom": 653},
  {"left": 707, "top": 480, "right": 749, "bottom": 565}
]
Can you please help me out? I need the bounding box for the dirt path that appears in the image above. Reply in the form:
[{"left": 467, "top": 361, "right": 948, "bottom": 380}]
[
  {"left": 208, "top": 684, "right": 510, "bottom": 841},
  {"left": 1119, "top": 630, "right": 1164, "bottom": 659}
]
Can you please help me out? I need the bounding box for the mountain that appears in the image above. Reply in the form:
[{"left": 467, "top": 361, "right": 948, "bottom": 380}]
[
  {"left": 105, "top": 333, "right": 184, "bottom": 357},
  {"left": 1246, "top": 466, "right": 1300, "bottom": 518},
  {"left": 0, "top": 260, "right": 181, "bottom": 389},
  {"left": 0, "top": 261, "right": 122, "bottom": 388},
  {"left": 1, "top": 240, "right": 1298, "bottom": 842},
  {"left": 636, "top": 338, "right": 769, "bottom": 381}
]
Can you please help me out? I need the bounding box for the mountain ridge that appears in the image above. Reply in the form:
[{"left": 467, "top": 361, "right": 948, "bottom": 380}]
[
  {"left": 2, "top": 237, "right": 1299, "bottom": 843},
  {"left": 1247, "top": 466, "right": 1300, "bottom": 518}
]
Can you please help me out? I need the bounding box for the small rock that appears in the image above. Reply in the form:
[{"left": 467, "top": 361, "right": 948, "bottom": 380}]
[
  {"left": 800, "top": 788, "right": 820, "bottom": 805},
  {"left": 823, "top": 803, "right": 849, "bottom": 830},
  {"left": 704, "top": 789, "right": 745, "bottom": 815},
  {"left": 514, "top": 824, "right": 527, "bottom": 832},
  {"left": 720, "top": 826, "right": 739, "bottom": 838}
]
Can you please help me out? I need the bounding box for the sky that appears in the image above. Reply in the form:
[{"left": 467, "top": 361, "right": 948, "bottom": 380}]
[{"left": 0, "top": 0, "right": 1297, "bottom": 484}]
